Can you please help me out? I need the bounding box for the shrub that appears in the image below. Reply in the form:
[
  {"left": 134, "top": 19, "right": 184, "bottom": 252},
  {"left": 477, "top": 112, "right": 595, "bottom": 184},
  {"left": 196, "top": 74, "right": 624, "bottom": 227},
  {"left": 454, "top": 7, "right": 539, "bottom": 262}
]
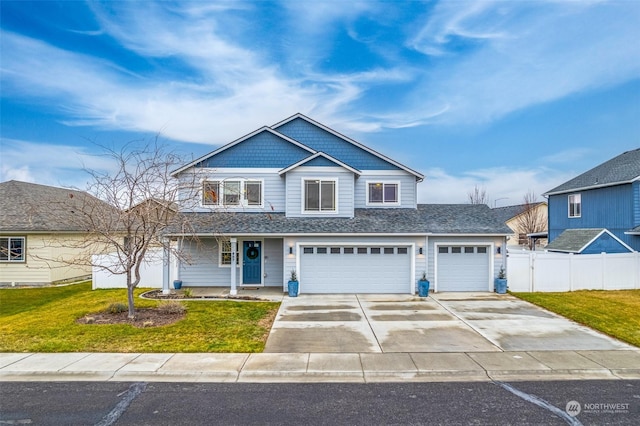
[
  {"left": 158, "top": 300, "right": 186, "bottom": 315},
  {"left": 106, "top": 302, "right": 127, "bottom": 314},
  {"left": 183, "top": 288, "right": 194, "bottom": 298}
]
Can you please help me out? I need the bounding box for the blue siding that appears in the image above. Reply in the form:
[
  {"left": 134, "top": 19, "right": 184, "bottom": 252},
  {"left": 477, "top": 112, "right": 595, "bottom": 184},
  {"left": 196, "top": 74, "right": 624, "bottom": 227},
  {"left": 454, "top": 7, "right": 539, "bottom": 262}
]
[
  {"left": 548, "top": 183, "right": 638, "bottom": 251},
  {"left": 582, "top": 233, "right": 631, "bottom": 254},
  {"left": 633, "top": 181, "right": 640, "bottom": 227},
  {"left": 303, "top": 155, "right": 341, "bottom": 167},
  {"left": 275, "top": 118, "right": 401, "bottom": 170},
  {"left": 197, "top": 131, "right": 310, "bottom": 168}
]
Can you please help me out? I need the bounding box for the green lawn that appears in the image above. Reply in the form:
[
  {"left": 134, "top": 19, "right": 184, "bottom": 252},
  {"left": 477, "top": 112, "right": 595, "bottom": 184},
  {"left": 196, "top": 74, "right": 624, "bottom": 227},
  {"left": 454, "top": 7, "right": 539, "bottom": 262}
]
[
  {"left": 0, "top": 282, "right": 280, "bottom": 353},
  {"left": 513, "top": 289, "right": 640, "bottom": 348}
]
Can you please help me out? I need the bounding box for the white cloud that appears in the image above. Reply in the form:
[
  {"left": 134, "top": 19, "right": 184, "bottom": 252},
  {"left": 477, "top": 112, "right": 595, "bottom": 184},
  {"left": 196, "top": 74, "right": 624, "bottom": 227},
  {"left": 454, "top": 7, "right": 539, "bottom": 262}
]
[{"left": 418, "top": 166, "right": 575, "bottom": 205}]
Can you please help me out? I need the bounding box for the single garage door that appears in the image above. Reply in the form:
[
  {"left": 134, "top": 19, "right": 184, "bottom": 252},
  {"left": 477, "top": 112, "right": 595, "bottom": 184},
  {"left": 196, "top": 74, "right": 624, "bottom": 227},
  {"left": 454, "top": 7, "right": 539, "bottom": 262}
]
[
  {"left": 437, "top": 245, "right": 490, "bottom": 291},
  {"left": 300, "top": 245, "right": 412, "bottom": 294}
]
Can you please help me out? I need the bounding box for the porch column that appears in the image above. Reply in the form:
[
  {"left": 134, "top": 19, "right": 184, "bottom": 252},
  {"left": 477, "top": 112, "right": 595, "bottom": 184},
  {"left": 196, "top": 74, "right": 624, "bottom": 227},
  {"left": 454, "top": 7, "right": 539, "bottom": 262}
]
[
  {"left": 230, "top": 237, "right": 238, "bottom": 295},
  {"left": 162, "top": 238, "right": 171, "bottom": 295}
]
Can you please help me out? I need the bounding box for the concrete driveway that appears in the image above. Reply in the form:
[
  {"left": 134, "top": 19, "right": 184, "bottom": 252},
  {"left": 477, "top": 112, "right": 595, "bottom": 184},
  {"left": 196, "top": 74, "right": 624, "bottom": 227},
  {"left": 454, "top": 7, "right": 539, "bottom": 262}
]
[{"left": 264, "top": 293, "right": 633, "bottom": 353}]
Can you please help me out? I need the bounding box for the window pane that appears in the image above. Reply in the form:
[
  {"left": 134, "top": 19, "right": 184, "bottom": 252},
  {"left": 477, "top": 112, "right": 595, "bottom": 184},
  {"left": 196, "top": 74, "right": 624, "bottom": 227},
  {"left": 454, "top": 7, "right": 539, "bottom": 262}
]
[
  {"left": 477, "top": 247, "right": 487, "bottom": 254},
  {"left": 0, "top": 238, "right": 8, "bottom": 261},
  {"left": 303, "top": 247, "right": 313, "bottom": 254},
  {"left": 344, "top": 247, "right": 354, "bottom": 254},
  {"left": 384, "top": 184, "right": 398, "bottom": 203},
  {"left": 397, "top": 247, "right": 408, "bottom": 254},
  {"left": 10, "top": 239, "right": 23, "bottom": 261},
  {"left": 223, "top": 181, "right": 240, "bottom": 205},
  {"left": 203, "top": 182, "right": 219, "bottom": 205},
  {"left": 317, "top": 247, "right": 327, "bottom": 254},
  {"left": 305, "top": 181, "right": 320, "bottom": 211},
  {"left": 245, "top": 181, "right": 262, "bottom": 205},
  {"left": 464, "top": 247, "right": 474, "bottom": 254},
  {"left": 452, "top": 247, "right": 462, "bottom": 254},
  {"left": 357, "top": 247, "right": 367, "bottom": 254},
  {"left": 320, "top": 181, "right": 335, "bottom": 210},
  {"left": 370, "top": 247, "right": 381, "bottom": 254},
  {"left": 330, "top": 247, "right": 341, "bottom": 254},
  {"left": 438, "top": 247, "right": 448, "bottom": 254},
  {"left": 369, "top": 183, "right": 383, "bottom": 203},
  {"left": 384, "top": 247, "right": 394, "bottom": 254}
]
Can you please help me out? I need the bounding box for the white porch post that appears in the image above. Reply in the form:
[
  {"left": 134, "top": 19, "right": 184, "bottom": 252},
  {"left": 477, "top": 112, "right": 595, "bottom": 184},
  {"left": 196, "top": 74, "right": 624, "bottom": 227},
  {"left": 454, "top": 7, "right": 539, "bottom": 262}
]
[
  {"left": 230, "top": 237, "right": 238, "bottom": 295},
  {"left": 162, "top": 238, "right": 171, "bottom": 295}
]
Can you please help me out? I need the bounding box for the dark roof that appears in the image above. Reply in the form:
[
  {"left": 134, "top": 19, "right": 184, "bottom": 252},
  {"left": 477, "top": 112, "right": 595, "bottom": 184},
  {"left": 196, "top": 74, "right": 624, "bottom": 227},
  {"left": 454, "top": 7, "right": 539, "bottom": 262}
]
[
  {"left": 168, "top": 204, "right": 512, "bottom": 236},
  {"left": 627, "top": 225, "right": 640, "bottom": 234},
  {"left": 545, "top": 228, "right": 605, "bottom": 253},
  {"left": 0, "top": 180, "right": 114, "bottom": 232},
  {"left": 492, "top": 204, "right": 532, "bottom": 223},
  {"left": 545, "top": 148, "right": 640, "bottom": 195}
]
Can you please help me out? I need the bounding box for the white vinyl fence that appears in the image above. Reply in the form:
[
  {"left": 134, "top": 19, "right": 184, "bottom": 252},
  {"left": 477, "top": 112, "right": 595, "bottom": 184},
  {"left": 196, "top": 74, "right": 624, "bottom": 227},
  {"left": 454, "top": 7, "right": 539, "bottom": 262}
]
[
  {"left": 507, "top": 251, "right": 640, "bottom": 292},
  {"left": 92, "top": 249, "right": 178, "bottom": 289}
]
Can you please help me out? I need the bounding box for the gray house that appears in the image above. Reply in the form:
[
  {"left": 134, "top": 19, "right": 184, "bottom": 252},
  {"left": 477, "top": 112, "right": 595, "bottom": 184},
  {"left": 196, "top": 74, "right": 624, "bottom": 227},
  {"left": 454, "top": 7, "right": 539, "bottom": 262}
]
[{"left": 164, "top": 114, "right": 510, "bottom": 294}]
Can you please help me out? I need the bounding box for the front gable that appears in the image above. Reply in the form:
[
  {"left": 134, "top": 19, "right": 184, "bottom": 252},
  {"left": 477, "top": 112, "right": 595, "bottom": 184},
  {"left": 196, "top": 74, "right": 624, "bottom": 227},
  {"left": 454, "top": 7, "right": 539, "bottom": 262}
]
[{"left": 546, "top": 228, "right": 634, "bottom": 254}]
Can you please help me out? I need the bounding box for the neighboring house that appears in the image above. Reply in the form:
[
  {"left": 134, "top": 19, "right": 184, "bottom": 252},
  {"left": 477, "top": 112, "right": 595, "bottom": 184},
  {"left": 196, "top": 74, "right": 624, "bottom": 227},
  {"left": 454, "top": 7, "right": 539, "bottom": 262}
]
[
  {"left": 0, "top": 180, "right": 111, "bottom": 286},
  {"left": 544, "top": 148, "right": 640, "bottom": 254},
  {"left": 164, "top": 113, "right": 510, "bottom": 294},
  {"left": 493, "top": 202, "right": 548, "bottom": 250}
]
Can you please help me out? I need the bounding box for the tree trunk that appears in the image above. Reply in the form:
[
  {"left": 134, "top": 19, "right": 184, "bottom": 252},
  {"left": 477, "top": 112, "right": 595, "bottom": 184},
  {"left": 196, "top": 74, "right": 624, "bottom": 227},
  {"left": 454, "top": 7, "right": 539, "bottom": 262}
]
[{"left": 126, "top": 268, "right": 135, "bottom": 319}]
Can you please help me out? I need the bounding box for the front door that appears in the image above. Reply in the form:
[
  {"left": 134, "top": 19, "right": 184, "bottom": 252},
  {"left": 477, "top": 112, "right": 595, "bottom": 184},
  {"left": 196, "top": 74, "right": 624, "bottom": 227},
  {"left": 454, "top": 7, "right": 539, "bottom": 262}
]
[{"left": 242, "top": 241, "right": 262, "bottom": 285}]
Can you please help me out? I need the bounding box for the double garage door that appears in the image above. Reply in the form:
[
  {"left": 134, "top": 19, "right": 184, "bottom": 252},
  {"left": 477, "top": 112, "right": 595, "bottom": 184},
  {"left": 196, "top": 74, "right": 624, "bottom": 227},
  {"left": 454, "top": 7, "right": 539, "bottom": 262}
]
[
  {"left": 437, "top": 245, "right": 491, "bottom": 292},
  {"left": 300, "top": 245, "right": 412, "bottom": 294}
]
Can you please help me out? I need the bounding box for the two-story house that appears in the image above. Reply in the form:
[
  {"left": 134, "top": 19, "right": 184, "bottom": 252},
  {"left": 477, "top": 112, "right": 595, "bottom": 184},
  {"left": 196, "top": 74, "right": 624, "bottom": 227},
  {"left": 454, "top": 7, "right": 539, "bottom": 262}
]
[
  {"left": 544, "top": 148, "right": 640, "bottom": 254},
  {"left": 163, "top": 114, "right": 510, "bottom": 294}
]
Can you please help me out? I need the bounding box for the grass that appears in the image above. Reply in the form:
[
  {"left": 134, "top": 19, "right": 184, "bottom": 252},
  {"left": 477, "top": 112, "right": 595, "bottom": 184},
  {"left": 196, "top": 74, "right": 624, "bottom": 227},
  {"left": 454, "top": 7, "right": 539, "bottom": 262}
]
[
  {"left": 0, "top": 282, "right": 280, "bottom": 353},
  {"left": 513, "top": 289, "right": 640, "bottom": 348}
]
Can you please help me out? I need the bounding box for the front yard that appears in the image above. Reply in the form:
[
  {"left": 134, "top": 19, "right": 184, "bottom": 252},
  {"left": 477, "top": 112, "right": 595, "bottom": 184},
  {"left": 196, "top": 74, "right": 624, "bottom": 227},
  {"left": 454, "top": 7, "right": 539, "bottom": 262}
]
[
  {"left": 513, "top": 289, "right": 640, "bottom": 348},
  {"left": 0, "top": 282, "right": 280, "bottom": 353}
]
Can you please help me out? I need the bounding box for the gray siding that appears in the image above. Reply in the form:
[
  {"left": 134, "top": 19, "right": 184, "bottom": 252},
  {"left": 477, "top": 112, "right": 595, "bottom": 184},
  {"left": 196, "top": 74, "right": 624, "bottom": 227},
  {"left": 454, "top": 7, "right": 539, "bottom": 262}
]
[
  {"left": 178, "top": 170, "right": 286, "bottom": 213},
  {"left": 354, "top": 173, "right": 417, "bottom": 208},
  {"left": 285, "top": 168, "right": 355, "bottom": 217},
  {"left": 264, "top": 238, "right": 283, "bottom": 287}
]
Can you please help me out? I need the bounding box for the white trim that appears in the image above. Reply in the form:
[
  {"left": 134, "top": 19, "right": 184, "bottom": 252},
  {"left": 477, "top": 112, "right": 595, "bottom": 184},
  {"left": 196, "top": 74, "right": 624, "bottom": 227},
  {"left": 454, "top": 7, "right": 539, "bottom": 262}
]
[
  {"left": 360, "top": 170, "right": 415, "bottom": 176},
  {"left": 171, "top": 127, "right": 316, "bottom": 176},
  {"left": 279, "top": 152, "right": 361, "bottom": 176},
  {"left": 433, "top": 242, "right": 494, "bottom": 292},
  {"left": 271, "top": 113, "right": 424, "bottom": 181},
  {"left": 301, "top": 177, "right": 339, "bottom": 215},
  {"left": 0, "top": 236, "right": 26, "bottom": 263},
  {"left": 545, "top": 177, "right": 640, "bottom": 196},
  {"left": 568, "top": 193, "right": 581, "bottom": 218},
  {"left": 295, "top": 241, "right": 415, "bottom": 294},
  {"left": 201, "top": 178, "right": 265, "bottom": 209},
  {"left": 365, "top": 180, "right": 401, "bottom": 206}
]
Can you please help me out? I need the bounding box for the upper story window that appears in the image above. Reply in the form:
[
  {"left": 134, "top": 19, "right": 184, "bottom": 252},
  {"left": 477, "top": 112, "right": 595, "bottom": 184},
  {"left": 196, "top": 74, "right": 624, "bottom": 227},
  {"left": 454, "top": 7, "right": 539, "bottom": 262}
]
[
  {"left": 203, "top": 180, "right": 263, "bottom": 207},
  {"left": 304, "top": 179, "right": 336, "bottom": 212},
  {"left": 568, "top": 194, "right": 581, "bottom": 218},
  {"left": 0, "top": 237, "right": 25, "bottom": 262},
  {"left": 367, "top": 182, "right": 399, "bottom": 205}
]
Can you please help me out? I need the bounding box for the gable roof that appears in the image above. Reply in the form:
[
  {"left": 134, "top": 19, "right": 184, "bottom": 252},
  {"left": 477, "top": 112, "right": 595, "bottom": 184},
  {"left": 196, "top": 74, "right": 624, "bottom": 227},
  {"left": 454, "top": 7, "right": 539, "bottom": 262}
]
[
  {"left": 273, "top": 114, "right": 423, "bottom": 180},
  {"left": 171, "top": 127, "right": 315, "bottom": 176},
  {"left": 492, "top": 202, "right": 547, "bottom": 224},
  {"left": 0, "top": 180, "right": 115, "bottom": 233},
  {"left": 278, "top": 152, "right": 362, "bottom": 176},
  {"left": 545, "top": 228, "right": 633, "bottom": 253},
  {"left": 545, "top": 148, "right": 640, "bottom": 195},
  {"left": 166, "top": 204, "right": 511, "bottom": 236},
  {"left": 172, "top": 114, "right": 424, "bottom": 180}
]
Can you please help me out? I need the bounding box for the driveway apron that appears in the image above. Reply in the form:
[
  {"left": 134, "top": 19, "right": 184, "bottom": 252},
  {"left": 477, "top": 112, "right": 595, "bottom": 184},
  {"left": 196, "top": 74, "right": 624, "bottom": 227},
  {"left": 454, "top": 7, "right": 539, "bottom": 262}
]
[{"left": 264, "top": 293, "right": 634, "bottom": 353}]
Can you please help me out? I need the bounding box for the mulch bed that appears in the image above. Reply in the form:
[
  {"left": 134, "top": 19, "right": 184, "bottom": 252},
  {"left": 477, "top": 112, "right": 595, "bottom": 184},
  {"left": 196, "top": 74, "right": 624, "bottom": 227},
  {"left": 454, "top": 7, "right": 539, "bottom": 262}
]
[
  {"left": 76, "top": 308, "right": 185, "bottom": 328},
  {"left": 142, "top": 289, "right": 263, "bottom": 301}
]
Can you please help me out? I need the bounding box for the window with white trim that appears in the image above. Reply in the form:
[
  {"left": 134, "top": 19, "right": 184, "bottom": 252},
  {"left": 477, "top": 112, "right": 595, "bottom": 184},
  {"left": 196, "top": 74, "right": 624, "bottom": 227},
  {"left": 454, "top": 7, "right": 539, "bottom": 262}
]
[
  {"left": 304, "top": 179, "right": 336, "bottom": 212},
  {"left": 219, "top": 240, "right": 239, "bottom": 266},
  {"left": 568, "top": 194, "right": 581, "bottom": 218},
  {"left": 203, "top": 180, "right": 263, "bottom": 207},
  {"left": 367, "top": 182, "right": 399, "bottom": 205},
  {"left": 0, "top": 237, "right": 25, "bottom": 262}
]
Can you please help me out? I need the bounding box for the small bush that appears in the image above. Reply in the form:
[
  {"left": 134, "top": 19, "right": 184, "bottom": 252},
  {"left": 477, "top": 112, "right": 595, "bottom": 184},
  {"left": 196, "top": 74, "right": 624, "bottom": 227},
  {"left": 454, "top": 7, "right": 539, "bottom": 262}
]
[
  {"left": 106, "top": 302, "right": 127, "bottom": 314},
  {"left": 158, "top": 300, "right": 186, "bottom": 315},
  {"left": 183, "top": 288, "right": 194, "bottom": 298}
]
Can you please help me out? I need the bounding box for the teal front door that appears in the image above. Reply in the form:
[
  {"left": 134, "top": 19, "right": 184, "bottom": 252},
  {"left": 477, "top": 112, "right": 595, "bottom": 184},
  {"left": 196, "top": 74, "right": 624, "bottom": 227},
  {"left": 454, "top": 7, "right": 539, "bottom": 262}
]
[{"left": 242, "top": 241, "right": 262, "bottom": 285}]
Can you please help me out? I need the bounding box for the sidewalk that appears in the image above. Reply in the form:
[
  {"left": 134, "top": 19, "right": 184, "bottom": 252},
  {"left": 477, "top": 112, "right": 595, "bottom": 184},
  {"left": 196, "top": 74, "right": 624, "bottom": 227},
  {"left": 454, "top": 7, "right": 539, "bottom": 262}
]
[{"left": 2, "top": 350, "right": 639, "bottom": 383}]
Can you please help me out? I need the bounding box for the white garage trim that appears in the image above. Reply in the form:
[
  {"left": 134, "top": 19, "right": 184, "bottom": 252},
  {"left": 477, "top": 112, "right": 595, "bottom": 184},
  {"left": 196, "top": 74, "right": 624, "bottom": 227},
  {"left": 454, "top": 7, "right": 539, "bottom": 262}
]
[
  {"left": 295, "top": 241, "right": 415, "bottom": 294},
  {"left": 434, "top": 242, "right": 494, "bottom": 292}
]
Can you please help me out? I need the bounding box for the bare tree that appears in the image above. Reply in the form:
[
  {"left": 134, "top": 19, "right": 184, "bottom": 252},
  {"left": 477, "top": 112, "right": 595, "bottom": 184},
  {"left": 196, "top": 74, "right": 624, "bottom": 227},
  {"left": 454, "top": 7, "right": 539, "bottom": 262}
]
[
  {"left": 42, "top": 139, "right": 202, "bottom": 318},
  {"left": 513, "top": 190, "right": 547, "bottom": 249},
  {"left": 468, "top": 185, "right": 488, "bottom": 205}
]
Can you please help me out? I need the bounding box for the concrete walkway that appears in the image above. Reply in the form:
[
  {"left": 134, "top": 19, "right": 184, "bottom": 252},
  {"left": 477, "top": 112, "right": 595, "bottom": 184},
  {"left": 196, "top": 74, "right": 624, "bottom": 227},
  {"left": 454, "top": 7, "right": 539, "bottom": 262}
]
[{"left": 1, "top": 350, "right": 639, "bottom": 383}]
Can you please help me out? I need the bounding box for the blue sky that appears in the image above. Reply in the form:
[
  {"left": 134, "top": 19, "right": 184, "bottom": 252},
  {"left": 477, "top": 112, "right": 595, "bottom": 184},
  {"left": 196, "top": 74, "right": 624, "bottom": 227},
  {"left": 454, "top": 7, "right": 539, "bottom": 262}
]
[{"left": 1, "top": 0, "right": 639, "bottom": 205}]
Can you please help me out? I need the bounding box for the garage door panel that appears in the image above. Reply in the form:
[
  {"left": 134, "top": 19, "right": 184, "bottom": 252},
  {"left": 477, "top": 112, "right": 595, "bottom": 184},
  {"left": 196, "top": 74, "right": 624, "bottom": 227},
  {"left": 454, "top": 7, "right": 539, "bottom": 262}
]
[
  {"left": 300, "top": 246, "right": 411, "bottom": 294},
  {"left": 437, "top": 246, "right": 490, "bottom": 292}
]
